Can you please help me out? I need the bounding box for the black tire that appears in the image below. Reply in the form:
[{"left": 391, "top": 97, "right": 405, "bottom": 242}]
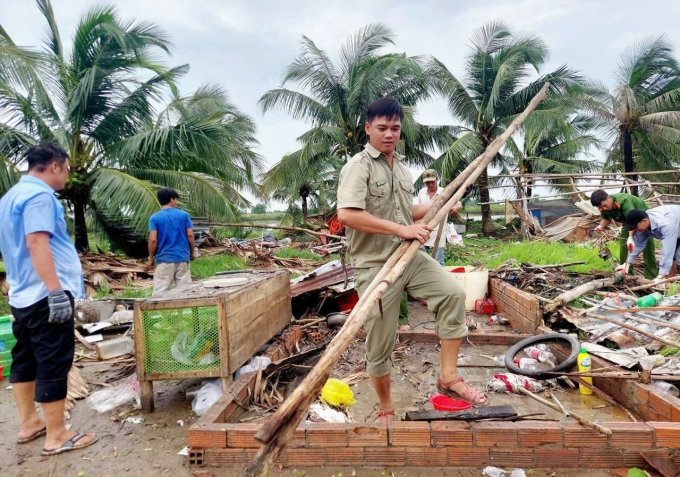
[{"left": 504, "top": 333, "right": 581, "bottom": 380}]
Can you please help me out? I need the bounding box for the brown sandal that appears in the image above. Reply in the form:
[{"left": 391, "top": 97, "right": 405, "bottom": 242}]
[
  {"left": 375, "top": 408, "right": 395, "bottom": 425},
  {"left": 437, "top": 376, "right": 487, "bottom": 407}
]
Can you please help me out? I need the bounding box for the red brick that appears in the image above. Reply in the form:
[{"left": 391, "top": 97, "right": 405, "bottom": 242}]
[
  {"left": 306, "top": 423, "right": 348, "bottom": 447},
  {"left": 389, "top": 421, "right": 430, "bottom": 447},
  {"left": 623, "top": 450, "right": 648, "bottom": 467},
  {"left": 188, "top": 426, "right": 227, "bottom": 448},
  {"left": 634, "top": 384, "right": 650, "bottom": 410},
  {"left": 563, "top": 423, "right": 610, "bottom": 448},
  {"left": 202, "top": 448, "right": 246, "bottom": 466},
  {"left": 490, "top": 448, "right": 534, "bottom": 467},
  {"left": 244, "top": 448, "right": 286, "bottom": 467},
  {"left": 672, "top": 404, "right": 680, "bottom": 422},
  {"left": 648, "top": 422, "right": 680, "bottom": 447},
  {"left": 286, "top": 448, "right": 325, "bottom": 467},
  {"left": 579, "top": 448, "right": 625, "bottom": 468},
  {"left": 474, "top": 422, "right": 519, "bottom": 447},
  {"left": 649, "top": 392, "right": 674, "bottom": 420},
  {"left": 325, "top": 447, "right": 365, "bottom": 466},
  {"left": 406, "top": 447, "right": 448, "bottom": 467},
  {"left": 288, "top": 426, "right": 306, "bottom": 448},
  {"left": 449, "top": 447, "right": 490, "bottom": 467},
  {"left": 227, "top": 423, "right": 260, "bottom": 448},
  {"left": 605, "top": 422, "right": 653, "bottom": 449},
  {"left": 517, "top": 421, "right": 562, "bottom": 447},
  {"left": 535, "top": 448, "right": 579, "bottom": 468},
  {"left": 364, "top": 447, "right": 406, "bottom": 467},
  {"left": 347, "top": 424, "right": 388, "bottom": 447},
  {"left": 431, "top": 422, "right": 472, "bottom": 447}
]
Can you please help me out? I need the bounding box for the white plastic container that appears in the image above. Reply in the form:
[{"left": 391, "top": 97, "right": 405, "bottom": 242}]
[{"left": 445, "top": 266, "right": 489, "bottom": 311}]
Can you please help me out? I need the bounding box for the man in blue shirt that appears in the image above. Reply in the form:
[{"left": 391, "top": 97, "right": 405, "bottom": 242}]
[
  {"left": 0, "top": 143, "right": 97, "bottom": 455},
  {"left": 147, "top": 188, "right": 195, "bottom": 295},
  {"left": 617, "top": 206, "right": 680, "bottom": 285}
]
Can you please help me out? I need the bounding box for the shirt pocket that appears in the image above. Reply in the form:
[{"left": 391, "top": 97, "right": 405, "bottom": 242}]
[
  {"left": 367, "top": 182, "right": 389, "bottom": 217},
  {"left": 399, "top": 180, "right": 414, "bottom": 195}
]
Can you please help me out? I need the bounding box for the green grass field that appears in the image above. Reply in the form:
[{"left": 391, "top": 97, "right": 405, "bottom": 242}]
[
  {"left": 190, "top": 254, "right": 248, "bottom": 280},
  {"left": 273, "top": 247, "right": 322, "bottom": 261}
]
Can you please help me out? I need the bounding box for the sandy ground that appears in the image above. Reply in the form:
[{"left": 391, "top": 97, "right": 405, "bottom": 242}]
[{"left": 0, "top": 301, "right": 621, "bottom": 477}]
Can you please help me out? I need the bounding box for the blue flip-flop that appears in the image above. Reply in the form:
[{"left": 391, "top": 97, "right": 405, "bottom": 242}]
[
  {"left": 41, "top": 432, "right": 98, "bottom": 456},
  {"left": 17, "top": 426, "right": 47, "bottom": 444}
]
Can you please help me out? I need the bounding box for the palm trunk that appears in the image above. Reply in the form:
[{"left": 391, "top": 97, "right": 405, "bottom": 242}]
[
  {"left": 479, "top": 167, "right": 493, "bottom": 236},
  {"left": 301, "top": 195, "right": 308, "bottom": 223},
  {"left": 621, "top": 126, "right": 637, "bottom": 196},
  {"left": 73, "top": 198, "right": 89, "bottom": 252}
]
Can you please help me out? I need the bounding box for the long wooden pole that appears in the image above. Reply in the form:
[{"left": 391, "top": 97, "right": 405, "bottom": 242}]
[
  {"left": 207, "top": 222, "right": 345, "bottom": 241},
  {"left": 244, "top": 83, "right": 551, "bottom": 477},
  {"left": 517, "top": 387, "right": 612, "bottom": 436},
  {"left": 544, "top": 276, "right": 621, "bottom": 313},
  {"left": 583, "top": 311, "right": 680, "bottom": 348},
  {"left": 629, "top": 276, "right": 680, "bottom": 291}
]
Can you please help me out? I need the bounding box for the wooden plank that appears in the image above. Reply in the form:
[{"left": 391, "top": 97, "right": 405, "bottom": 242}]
[
  {"left": 228, "top": 297, "right": 291, "bottom": 373},
  {"left": 140, "top": 380, "right": 154, "bottom": 412},
  {"left": 217, "top": 296, "right": 231, "bottom": 383},
  {"left": 140, "top": 297, "right": 219, "bottom": 311},
  {"left": 226, "top": 279, "right": 289, "bottom": 332},
  {"left": 225, "top": 272, "right": 289, "bottom": 318},
  {"left": 405, "top": 405, "right": 517, "bottom": 422},
  {"left": 133, "top": 303, "right": 146, "bottom": 380},
  {"left": 641, "top": 451, "right": 680, "bottom": 477}
]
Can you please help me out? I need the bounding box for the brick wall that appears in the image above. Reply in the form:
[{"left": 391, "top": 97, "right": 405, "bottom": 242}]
[
  {"left": 189, "top": 420, "right": 680, "bottom": 469},
  {"left": 489, "top": 278, "right": 543, "bottom": 333}
]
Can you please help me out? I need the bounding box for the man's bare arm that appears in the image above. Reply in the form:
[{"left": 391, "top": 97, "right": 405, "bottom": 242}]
[
  {"left": 187, "top": 228, "right": 195, "bottom": 259},
  {"left": 337, "top": 208, "right": 432, "bottom": 243},
  {"left": 147, "top": 230, "right": 158, "bottom": 265},
  {"left": 26, "top": 232, "right": 61, "bottom": 291}
]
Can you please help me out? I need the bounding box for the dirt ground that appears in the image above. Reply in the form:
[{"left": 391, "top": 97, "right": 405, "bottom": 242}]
[{"left": 0, "top": 301, "right": 622, "bottom": 476}]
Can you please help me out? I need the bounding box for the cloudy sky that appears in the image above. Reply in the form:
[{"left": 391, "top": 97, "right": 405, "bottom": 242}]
[{"left": 2, "top": 0, "right": 680, "bottom": 204}]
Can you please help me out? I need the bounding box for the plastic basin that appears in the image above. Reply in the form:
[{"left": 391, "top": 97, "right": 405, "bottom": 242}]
[{"left": 429, "top": 393, "right": 472, "bottom": 412}]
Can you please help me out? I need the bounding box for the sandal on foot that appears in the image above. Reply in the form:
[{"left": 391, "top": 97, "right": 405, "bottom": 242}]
[
  {"left": 41, "top": 432, "right": 99, "bottom": 456},
  {"left": 17, "top": 426, "right": 46, "bottom": 444},
  {"left": 437, "top": 376, "right": 488, "bottom": 407},
  {"left": 375, "top": 408, "right": 394, "bottom": 425}
]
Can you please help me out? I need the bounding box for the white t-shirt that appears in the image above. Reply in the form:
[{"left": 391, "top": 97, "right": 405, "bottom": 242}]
[{"left": 414, "top": 185, "right": 447, "bottom": 248}]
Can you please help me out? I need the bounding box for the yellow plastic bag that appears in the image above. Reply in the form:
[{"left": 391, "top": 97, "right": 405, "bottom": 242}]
[{"left": 321, "top": 378, "right": 356, "bottom": 407}]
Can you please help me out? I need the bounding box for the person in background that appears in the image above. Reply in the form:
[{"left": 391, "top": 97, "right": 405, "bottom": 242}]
[
  {"left": 147, "top": 188, "right": 195, "bottom": 295},
  {"left": 337, "top": 97, "right": 484, "bottom": 424},
  {"left": 617, "top": 206, "right": 680, "bottom": 287},
  {"left": 0, "top": 143, "right": 98, "bottom": 455},
  {"left": 590, "top": 189, "right": 658, "bottom": 279}
]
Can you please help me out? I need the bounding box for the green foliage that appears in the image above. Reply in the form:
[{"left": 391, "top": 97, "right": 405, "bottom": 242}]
[
  {"left": 115, "top": 287, "right": 153, "bottom": 299},
  {"left": 251, "top": 204, "right": 267, "bottom": 214},
  {"left": 190, "top": 254, "right": 247, "bottom": 280},
  {"left": 273, "top": 247, "right": 322, "bottom": 261},
  {"left": 0, "top": 2, "right": 260, "bottom": 253},
  {"left": 444, "top": 237, "right": 612, "bottom": 273},
  {"left": 212, "top": 226, "right": 256, "bottom": 240}
]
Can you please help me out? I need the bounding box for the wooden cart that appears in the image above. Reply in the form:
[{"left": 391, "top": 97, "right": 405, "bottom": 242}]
[{"left": 133, "top": 270, "right": 291, "bottom": 411}]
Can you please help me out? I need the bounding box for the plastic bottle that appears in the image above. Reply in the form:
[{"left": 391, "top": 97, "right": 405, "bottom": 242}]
[
  {"left": 524, "top": 345, "right": 556, "bottom": 365},
  {"left": 652, "top": 381, "right": 680, "bottom": 398},
  {"left": 514, "top": 356, "right": 539, "bottom": 371},
  {"left": 577, "top": 347, "right": 593, "bottom": 395},
  {"left": 636, "top": 292, "right": 663, "bottom": 308}
]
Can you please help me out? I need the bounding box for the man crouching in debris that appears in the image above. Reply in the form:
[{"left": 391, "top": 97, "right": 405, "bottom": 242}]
[
  {"left": 590, "top": 189, "right": 658, "bottom": 278},
  {"left": 336, "top": 97, "right": 487, "bottom": 424},
  {"left": 0, "top": 144, "right": 98, "bottom": 455},
  {"left": 617, "top": 206, "right": 680, "bottom": 287}
]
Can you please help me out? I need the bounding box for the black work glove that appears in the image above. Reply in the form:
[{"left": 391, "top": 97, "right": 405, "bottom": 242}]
[{"left": 47, "top": 289, "right": 73, "bottom": 324}]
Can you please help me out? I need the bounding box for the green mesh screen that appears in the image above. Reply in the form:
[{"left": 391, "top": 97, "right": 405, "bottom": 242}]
[{"left": 142, "top": 306, "right": 221, "bottom": 374}]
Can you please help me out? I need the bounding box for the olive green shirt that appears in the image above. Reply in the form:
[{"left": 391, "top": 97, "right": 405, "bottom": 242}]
[
  {"left": 337, "top": 143, "right": 414, "bottom": 269},
  {"left": 601, "top": 193, "right": 649, "bottom": 225}
]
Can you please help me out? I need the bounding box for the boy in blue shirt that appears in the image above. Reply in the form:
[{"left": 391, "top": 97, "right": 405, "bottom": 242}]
[
  {"left": 147, "top": 188, "right": 195, "bottom": 295},
  {"left": 0, "top": 143, "right": 97, "bottom": 455}
]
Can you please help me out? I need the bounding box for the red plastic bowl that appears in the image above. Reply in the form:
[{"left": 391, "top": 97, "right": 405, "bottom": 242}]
[{"left": 429, "top": 393, "right": 472, "bottom": 412}]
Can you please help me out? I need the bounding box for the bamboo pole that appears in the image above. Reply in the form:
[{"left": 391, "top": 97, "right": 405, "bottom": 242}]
[
  {"left": 630, "top": 276, "right": 680, "bottom": 291},
  {"left": 491, "top": 169, "right": 680, "bottom": 179},
  {"left": 207, "top": 222, "right": 345, "bottom": 241},
  {"left": 544, "top": 276, "right": 621, "bottom": 313},
  {"left": 431, "top": 219, "right": 446, "bottom": 259},
  {"left": 244, "top": 83, "right": 552, "bottom": 477},
  {"left": 517, "top": 387, "right": 612, "bottom": 436}
]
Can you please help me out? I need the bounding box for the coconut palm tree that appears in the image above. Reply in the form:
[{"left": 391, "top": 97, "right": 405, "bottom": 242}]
[
  {"left": 259, "top": 24, "right": 451, "bottom": 217},
  {"left": 428, "top": 22, "right": 583, "bottom": 234},
  {"left": 0, "top": 1, "right": 261, "bottom": 253},
  {"left": 588, "top": 37, "right": 680, "bottom": 195}
]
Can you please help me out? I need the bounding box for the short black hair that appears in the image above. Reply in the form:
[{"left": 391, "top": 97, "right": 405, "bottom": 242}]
[
  {"left": 626, "top": 209, "right": 648, "bottom": 228},
  {"left": 157, "top": 188, "right": 179, "bottom": 205},
  {"left": 590, "top": 189, "right": 609, "bottom": 207},
  {"left": 26, "top": 143, "right": 68, "bottom": 172},
  {"left": 366, "top": 97, "right": 404, "bottom": 123}
]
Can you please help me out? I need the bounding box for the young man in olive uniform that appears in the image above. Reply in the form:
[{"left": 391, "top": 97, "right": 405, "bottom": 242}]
[
  {"left": 591, "top": 189, "right": 658, "bottom": 279},
  {"left": 337, "top": 98, "right": 486, "bottom": 424}
]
